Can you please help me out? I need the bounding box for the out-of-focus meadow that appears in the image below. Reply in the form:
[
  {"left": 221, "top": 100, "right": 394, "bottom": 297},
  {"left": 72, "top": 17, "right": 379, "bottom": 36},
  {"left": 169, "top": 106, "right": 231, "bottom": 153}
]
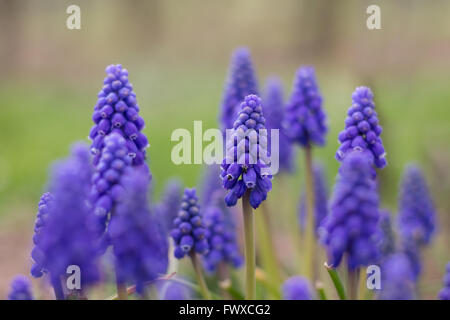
[{"left": 0, "top": 0, "right": 449, "bottom": 298}]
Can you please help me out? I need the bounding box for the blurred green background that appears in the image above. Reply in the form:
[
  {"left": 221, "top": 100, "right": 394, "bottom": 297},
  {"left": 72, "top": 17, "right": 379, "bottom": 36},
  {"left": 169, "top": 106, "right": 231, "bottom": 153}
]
[{"left": 0, "top": 0, "right": 449, "bottom": 298}]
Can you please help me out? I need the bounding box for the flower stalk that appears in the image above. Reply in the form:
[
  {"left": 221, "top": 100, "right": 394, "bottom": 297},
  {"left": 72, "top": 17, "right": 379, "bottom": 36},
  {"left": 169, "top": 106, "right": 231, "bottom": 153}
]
[
  {"left": 189, "top": 252, "right": 212, "bottom": 300},
  {"left": 242, "top": 191, "right": 256, "bottom": 300},
  {"left": 304, "top": 146, "right": 317, "bottom": 282}
]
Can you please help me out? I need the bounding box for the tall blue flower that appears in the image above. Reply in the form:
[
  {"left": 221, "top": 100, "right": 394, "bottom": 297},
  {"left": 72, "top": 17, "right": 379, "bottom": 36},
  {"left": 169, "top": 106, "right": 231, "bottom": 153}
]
[
  {"left": 220, "top": 48, "right": 259, "bottom": 132},
  {"left": 378, "top": 253, "right": 415, "bottom": 300},
  {"left": 89, "top": 64, "right": 149, "bottom": 167},
  {"left": 90, "top": 133, "right": 134, "bottom": 233},
  {"left": 32, "top": 143, "right": 100, "bottom": 287},
  {"left": 298, "top": 163, "right": 328, "bottom": 236},
  {"left": 200, "top": 165, "right": 224, "bottom": 209},
  {"left": 154, "top": 178, "right": 183, "bottom": 233},
  {"left": 336, "top": 86, "right": 386, "bottom": 169},
  {"left": 221, "top": 94, "right": 272, "bottom": 209},
  {"left": 282, "top": 276, "right": 313, "bottom": 300},
  {"left": 284, "top": 66, "right": 327, "bottom": 147},
  {"left": 438, "top": 262, "right": 450, "bottom": 300},
  {"left": 323, "top": 152, "right": 380, "bottom": 270},
  {"left": 108, "top": 169, "right": 168, "bottom": 295},
  {"left": 397, "top": 165, "right": 436, "bottom": 247},
  {"left": 263, "top": 77, "right": 294, "bottom": 172},
  {"left": 203, "top": 206, "right": 243, "bottom": 272},
  {"left": 377, "top": 209, "right": 396, "bottom": 259},
  {"left": 170, "top": 188, "right": 209, "bottom": 259},
  {"left": 30, "top": 192, "right": 53, "bottom": 278},
  {"left": 8, "top": 275, "right": 34, "bottom": 300}
]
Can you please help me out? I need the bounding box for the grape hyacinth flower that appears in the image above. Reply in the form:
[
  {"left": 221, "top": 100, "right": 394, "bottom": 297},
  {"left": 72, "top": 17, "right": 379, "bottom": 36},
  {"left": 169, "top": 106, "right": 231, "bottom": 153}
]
[
  {"left": 170, "top": 188, "right": 211, "bottom": 299},
  {"left": 397, "top": 165, "right": 436, "bottom": 247},
  {"left": 284, "top": 66, "right": 327, "bottom": 281},
  {"left": 221, "top": 94, "right": 272, "bottom": 209},
  {"left": 154, "top": 178, "right": 183, "bottom": 233},
  {"left": 336, "top": 86, "right": 386, "bottom": 170},
  {"left": 282, "top": 276, "right": 313, "bottom": 300},
  {"left": 8, "top": 275, "right": 34, "bottom": 300},
  {"left": 30, "top": 192, "right": 53, "bottom": 278},
  {"left": 89, "top": 64, "right": 149, "bottom": 167},
  {"left": 200, "top": 164, "right": 224, "bottom": 209},
  {"left": 438, "top": 262, "right": 450, "bottom": 300},
  {"left": 158, "top": 280, "right": 192, "bottom": 300},
  {"left": 378, "top": 253, "right": 415, "bottom": 300},
  {"left": 32, "top": 143, "right": 100, "bottom": 299},
  {"left": 298, "top": 163, "right": 328, "bottom": 237},
  {"left": 220, "top": 48, "right": 259, "bottom": 132},
  {"left": 108, "top": 169, "right": 168, "bottom": 297},
  {"left": 323, "top": 152, "right": 380, "bottom": 298},
  {"left": 203, "top": 206, "right": 243, "bottom": 272},
  {"left": 377, "top": 209, "right": 396, "bottom": 259},
  {"left": 263, "top": 77, "right": 293, "bottom": 173},
  {"left": 90, "top": 133, "right": 134, "bottom": 234},
  {"left": 284, "top": 66, "right": 327, "bottom": 147}
]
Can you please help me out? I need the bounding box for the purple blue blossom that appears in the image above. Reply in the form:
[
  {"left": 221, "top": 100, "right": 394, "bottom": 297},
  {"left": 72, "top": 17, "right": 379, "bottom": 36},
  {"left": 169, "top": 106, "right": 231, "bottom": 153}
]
[
  {"left": 263, "top": 77, "right": 294, "bottom": 172},
  {"left": 108, "top": 169, "right": 168, "bottom": 295},
  {"left": 154, "top": 178, "right": 183, "bottom": 233},
  {"left": 298, "top": 163, "right": 328, "bottom": 237},
  {"left": 30, "top": 192, "right": 53, "bottom": 278},
  {"left": 282, "top": 276, "right": 313, "bottom": 300},
  {"left": 336, "top": 86, "right": 386, "bottom": 169},
  {"left": 158, "top": 280, "right": 192, "bottom": 300},
  {"left": 32, "top": 143, "right": 100, "bottom": 287},
  {"left": 284, "top": 66, "right": 327, "bottom": 147},
  {"left": 90, "top": 133, "right": 133, "bottom": 233},
  {"left": 89, "top": 64, "right": 149, "bottom": 167},
  {"left": 221, "top": 94, "right": 272, "bottom": 209},
  {"left": 438, "top": 262, "right": 450, "bottom": 300},
  {"left": 203, "top": 206, "right": 243, "bottom": 272},
  {"left": 322, "top": 152, "right": 380, "bottom": 270},
  {"left": 170, "top": 188, "right": 209, "bottom": 259},
  {"left": 220, "top": 48, "right": 259, "bottom": 132},
  {"left": 377, "top": 209, "right": 396, "bottom": 259},
  {"left": 200, "top": 165, "right": 224, "bottom": 209},
  {"left": 397, "top": 165, "right": 436, "bottom": 247},
  {"left": 378, "top": 253, "right": 415, "bottom": 300},
  {"left": 8, "top": 275, "right": 34, "bottom": 300}
]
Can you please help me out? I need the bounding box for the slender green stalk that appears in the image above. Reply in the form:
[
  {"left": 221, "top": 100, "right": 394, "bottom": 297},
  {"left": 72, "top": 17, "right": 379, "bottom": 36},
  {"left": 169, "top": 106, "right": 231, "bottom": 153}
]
[
  {"left": 304, "top": 146, "right": 317, "bottom": 282},
  {"left": 255, "top": 202, "right": 282, "bottom": 291},
  {"left": 347, "top": 268, "right": 359, "bottom": 300},
  {"left": 324, "top": 263, "right": 347, "bottom": 300},
  {"left": 189, "top": 252, "right": 212, "bottom": 300},
  {"left": 219, "top": 279, "right": 245, "bottom": 300},
  {"left": 315, "top": 281, "right": 327, "bottom": 300},
  {"left": 242, "top": 191, "right": 256, "bottom": 300},
  {"left": 357, "top": 267, "right": 366, "bottom": 300}
]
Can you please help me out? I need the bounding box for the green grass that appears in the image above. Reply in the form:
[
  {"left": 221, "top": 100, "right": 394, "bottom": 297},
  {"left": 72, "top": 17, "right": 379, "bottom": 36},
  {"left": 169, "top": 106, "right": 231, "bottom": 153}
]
[{"left": 0, "top": 68, "right": 449, "bottom": 221}]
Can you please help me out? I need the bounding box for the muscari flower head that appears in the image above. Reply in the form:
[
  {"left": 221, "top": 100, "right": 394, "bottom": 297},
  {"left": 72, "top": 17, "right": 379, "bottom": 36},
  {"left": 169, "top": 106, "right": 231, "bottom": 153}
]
[
  {"left": 200, "top": 164, "right": 224, "bottom": 209},
  {"left": 284, "top": 66, "right": 327, "bottom": 148},
  {"left": 336, "top": 86, "right": 386, "bottom": 170},
  {"left": 221, "top": 94, "right": 272, "bottom": 209},
  {"left": 32, "top": 143, "right": 99, "bottom": 286},
  {"left": 263, "top": 77, "right": 294, "bottom": 173},
  {"left": 89, "top": 64, "right": 149, "bottom": 167},
  {"left": 90, "top": 133, "right": 134, "bottom": 233},
  {"left": 108, "top": 169, "right": 168, "bottom": 295},
  {"left": 30, "top": 192, "right": 53, "bottom": 278},
  {"left": 8, "top": 275, "right": 34, "bottom": 300},
  {"left": 438, "top": 262, "right": 450, "bottom": 300},
  {"left": 170, "top": 188, "right": 209, "bottom": 259},
  {"left": 397, "top": 164, "right": 436, "bottom": 247},
  {"left": 377, "top": 209, "right": 396, "bottom": 259},
  {"left": 154, "top": 178, "right": 183, "bottom": 233},
  {"left": 378, "top": 253, "right": 415, "bottom": 300},
  {"left": 323, "top": 152, "right": 380, "bottom": 270},
  {"left": 220, "top": 47, "right": 259, "bottom": 132},
  {"left": 400, "top": 238, "right": 422, "bottom": 282},
  {"left": 298, "top": 163, "right": 328, "bottom": 237},
  {"left": 203, "top": 206, "right": 243, "bottom": 272},
  {"left": 282, "top": 276, "right": 313, "bottom": 300}
]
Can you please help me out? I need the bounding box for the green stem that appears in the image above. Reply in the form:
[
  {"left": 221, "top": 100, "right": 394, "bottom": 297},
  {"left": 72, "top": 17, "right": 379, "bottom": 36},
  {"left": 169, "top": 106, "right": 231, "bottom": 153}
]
[
  {"left": 315, "top": 281, "right": 328, "bottom": 300},
  {"left": 255, "top": 202, "right": 282, "bottom": 292},
  {"left": 324, "top": 263, "right": 347, "bottom": 300},
  {"left": 347, "top": 268, "right": 359, "bottom": 300},
  {"left": 304, "top": 146, "right": 317, "bottom": 282},
  {"left": 190, "top": 252, "right": 212, "bottom": 300},
  {"left": 357, "top": 267, "right": 366, "bottom": 300},
  {"left": 242, "top": 191, "right": 256, "bottom": 300}
]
